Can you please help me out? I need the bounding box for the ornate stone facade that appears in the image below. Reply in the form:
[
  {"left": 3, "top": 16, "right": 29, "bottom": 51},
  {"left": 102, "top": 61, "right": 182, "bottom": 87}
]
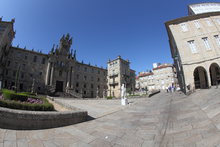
[
  {"left": 0, "top": 18, "right": 15, "bottom": 89},
  {"left": 0, "top": 19, "right": 107, "bottom": 98}
]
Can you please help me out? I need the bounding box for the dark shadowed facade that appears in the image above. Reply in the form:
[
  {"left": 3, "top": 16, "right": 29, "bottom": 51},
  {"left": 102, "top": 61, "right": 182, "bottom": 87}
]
[{"left": 0, "top": 19, "right": 107, "bottom": 98}]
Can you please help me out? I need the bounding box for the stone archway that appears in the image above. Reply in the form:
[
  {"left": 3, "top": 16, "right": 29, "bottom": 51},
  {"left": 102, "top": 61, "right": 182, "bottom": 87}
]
[
  {"left": 194, "top": 66, "right": 208, "bottom": 89},
  {"left": 209, "top": 63, "right": 220, "bottom": 86}
]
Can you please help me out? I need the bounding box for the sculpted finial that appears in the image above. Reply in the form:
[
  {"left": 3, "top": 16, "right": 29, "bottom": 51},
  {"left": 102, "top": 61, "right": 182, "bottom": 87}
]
[
  {"left": 11, "top": 18, "right": 15, "bottom": 23},
  {"left": 69, "top": 37, "right": 72, "bottom": 45},
  {"left": 73, "top": 50, "right": 76, "bottom": 59},
  {"left": 66, "top": 33, "right": 70, "bottom": 40}
]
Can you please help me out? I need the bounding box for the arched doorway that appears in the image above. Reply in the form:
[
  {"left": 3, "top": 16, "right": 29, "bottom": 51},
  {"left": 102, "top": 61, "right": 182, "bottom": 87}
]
[
  {"left": 194, "top": 66, "right": 208, "bottom": 89},
  {"left": 209, "top": 63, "right": 220, "bottom": 86}
]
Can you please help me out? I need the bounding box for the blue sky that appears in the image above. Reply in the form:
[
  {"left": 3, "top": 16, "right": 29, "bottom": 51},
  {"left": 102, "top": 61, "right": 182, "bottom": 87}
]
[{"left": 1, "top": 0, "right": 219, "bottom": 74}]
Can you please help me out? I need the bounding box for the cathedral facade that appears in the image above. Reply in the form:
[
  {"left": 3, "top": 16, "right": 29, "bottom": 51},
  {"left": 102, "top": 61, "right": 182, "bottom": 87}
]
[{"left": 0, "top": 19, "right": 107, "bottom": 98}]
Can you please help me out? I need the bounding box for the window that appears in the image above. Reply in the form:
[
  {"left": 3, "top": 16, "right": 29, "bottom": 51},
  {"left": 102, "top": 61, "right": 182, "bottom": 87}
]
[
  {"left": 22, "top": 64, "right": 26, "bottom": 70},
  {"left": 84, "top": 84, "right": 86, "bottom": 88},
  {"left": 8, "top": 32, "right": 12, "bottom": 40},
  {"left": 76, "top": 82, "right": 79, "bottom": 87},
  {"left": 84, "top": 76, "right": 87, "bottom": 80},
  {"left": 42, "top": 58, "right": 45, "bottom": 64},
  {"left": 7, "top": 61, "right": 10, "bottom": 66},
  {"left": 13, "top": 71, "right": 16, "bottom": 77},
  {"left": 59, "top": 61, "right": 64, "bottom": 67},
  {"left": 91, "top": 84, "right": 93, "bottom": 89},
  {"left": 39, "top": 72, "right": 42, "bottom": 76},
  {"left": 180, "top": 23, "right": 188, "bottom": 32},
  {"left": 76, "top": 74, "right": 79, "bottom": 79},
  {"left": 33, "top": 56, "right": 37, "bottom": 62},
  {"left": 84, "top": 91, "right": 86, "bottom": 94},
  {"left": 98, "top": 70, "right": 100, "bottom": 74},
  {"left": 194, "top": 20, "right": 201, "bottom": 29},
  {"left": 205, "top": 19, "right": 212, "bottom": 26},
  {"left": 0, "top": 25, "right": 6, "bottom": 32},
  {"left": 59, "top": 71, "right": 62, "bottom": 76},
  {"left": 214, "top": 35, "right": 220, "bottom": 47},
  {"left": 91, "top": 76, "right": 94, "bottom": 81},
  {"left": 202, "top": 37, "right": 211, "bottom": 50},
  {"left": 25, "top": 55, "right": 28, "bottom": 60},
  {"left": 21, "top": 73, "right": 24, "bottom": 79},
  {"left": 5, "top": 70, "right": 8, "bottom": 75},
  {"left": 84, "top": 67, "right": 87, "bottom": 72},
  {"left": 188, "top": 40, "right": 198, "bottom": 54},
  {"left": 14, "top": 62, "right": 18, "bottom": 68},
  {"left": 97, "top": 78, "right": 100, "bottom": 82}
]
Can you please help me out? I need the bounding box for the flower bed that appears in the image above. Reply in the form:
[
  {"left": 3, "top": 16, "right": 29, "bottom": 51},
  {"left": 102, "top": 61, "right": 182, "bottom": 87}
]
[{"left": 0, "top": 89, "right": 54, "bottom": 111}]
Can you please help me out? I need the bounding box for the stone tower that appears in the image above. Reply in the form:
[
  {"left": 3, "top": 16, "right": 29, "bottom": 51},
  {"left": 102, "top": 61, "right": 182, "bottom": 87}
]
[
  {"left": 107, "top": 56, "right": 135, "bottom": 98},
  {"left": 58, "top": 33, "right": 72, "bottom": 56}
]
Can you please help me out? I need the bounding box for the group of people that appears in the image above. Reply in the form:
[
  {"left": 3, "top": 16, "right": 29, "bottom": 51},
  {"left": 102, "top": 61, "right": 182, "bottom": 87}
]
[{"left": 166, "top": 85, "right": 175, "bottom": 93}]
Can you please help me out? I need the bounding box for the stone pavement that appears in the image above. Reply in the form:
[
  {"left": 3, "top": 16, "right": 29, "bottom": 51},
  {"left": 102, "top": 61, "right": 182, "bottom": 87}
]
[
  {"left": 53, "top": 98, "right": 144, "bottom": 118},
  {"left": 1, "top": 88, "right": 220, "bottom": 146}
]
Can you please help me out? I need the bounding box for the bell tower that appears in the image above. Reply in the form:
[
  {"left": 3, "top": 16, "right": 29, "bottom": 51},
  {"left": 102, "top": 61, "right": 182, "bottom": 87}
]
[{"left": 58, "top": 33, "right": 72, "bottom": 56}]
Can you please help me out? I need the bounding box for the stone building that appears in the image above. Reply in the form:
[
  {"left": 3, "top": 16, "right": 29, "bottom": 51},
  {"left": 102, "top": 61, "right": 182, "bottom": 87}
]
[
  {"left": 0, "top": 18, "right": 15, "bottom": 89},
  {"left": 0, "top": 19, "right": 107, "bottom": 98},
  {"left": 136, "top": 63, "right": 177, "bottom": 91},
  {"left": 107, "top": 56, "right": 135, "bottom": 98},
  {"left": 165, "top": 3, "right": 220, "bottom": 94}
]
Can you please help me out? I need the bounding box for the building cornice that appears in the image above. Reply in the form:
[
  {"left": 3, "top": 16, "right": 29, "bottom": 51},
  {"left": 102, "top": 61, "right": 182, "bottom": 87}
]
[
  {"left": 11, "top": 47, "right": 48, "bottom": 57},
  {"left": 76, "top": 61, "right": 107, "bottom": 71},
  {"left": 165, "top": 11, "right": 220, "bottom": 27}
]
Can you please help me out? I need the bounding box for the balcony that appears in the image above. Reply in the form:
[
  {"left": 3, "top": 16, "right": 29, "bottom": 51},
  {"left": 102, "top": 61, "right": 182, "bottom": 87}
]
[
  {"left": 109, "top": 81, "right": 118, "bottom": 86},
  {"left": 109, "top": 73, "right": 118, "bottom": 78}
]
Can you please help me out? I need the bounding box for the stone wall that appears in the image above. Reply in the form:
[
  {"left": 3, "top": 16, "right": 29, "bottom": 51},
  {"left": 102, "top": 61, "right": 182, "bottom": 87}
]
[{"left": 0, "top": 107, "right": 88, "bottom": 130}]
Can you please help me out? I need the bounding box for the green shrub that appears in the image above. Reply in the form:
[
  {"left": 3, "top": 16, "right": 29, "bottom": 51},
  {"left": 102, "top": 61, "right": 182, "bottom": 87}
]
[
  {"left": 106, "top": 96, "right": 113, "bottom": 99},
  {"left": 19, "top": 92, "right": 37, "bottom": 96},
  {"left": 0, "top": 99, "right": 54, "bottom": 111},
  {"left": 0, "top": 89, "right": 54, "bottom": 111},
  {"left": 2, "top": 89, "right": 28, "bottom": 101}
]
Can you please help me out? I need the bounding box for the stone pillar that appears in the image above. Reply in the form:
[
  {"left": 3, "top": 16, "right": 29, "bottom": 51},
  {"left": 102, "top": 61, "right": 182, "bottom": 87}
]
[
  {"left": 50, "top": 63, "right": 54, "bottom": 86},
  {"left": 206, "top": 68, "right": 211, "bottom": 88},
  {"left": 45, "top": 62, "right": 51, "bottom": 85},
  {"left": 66, "top": 71, "right": 69, "bottom": 88}
]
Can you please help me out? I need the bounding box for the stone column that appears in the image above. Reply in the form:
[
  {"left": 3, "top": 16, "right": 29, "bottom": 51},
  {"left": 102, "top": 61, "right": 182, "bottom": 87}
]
[
  {"left": 50, "top": 63, "right": 54, "bottom": 86},
  {"left": 66, "top": 71, "right": 69, "bottom": 88},
  {"left": 206, "top": 68, "right": 211, "bottom": 88},
  {"left": 45, "top": 62, "right": 51, "bottom": 85}
]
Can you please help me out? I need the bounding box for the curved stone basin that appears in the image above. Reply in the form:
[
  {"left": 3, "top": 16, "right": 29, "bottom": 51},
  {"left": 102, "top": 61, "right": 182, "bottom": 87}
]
[{"left": 0, "top": 106, "right": 88, "bottom": 130}]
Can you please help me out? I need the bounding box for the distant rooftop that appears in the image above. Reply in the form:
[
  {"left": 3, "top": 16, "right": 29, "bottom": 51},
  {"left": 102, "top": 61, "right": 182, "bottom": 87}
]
[
  {"left": 188, "top": 3, "right": 220, "bottom": 15},
  {"left": 153, "top": 64, "right": 172, "bottom": 71}
]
